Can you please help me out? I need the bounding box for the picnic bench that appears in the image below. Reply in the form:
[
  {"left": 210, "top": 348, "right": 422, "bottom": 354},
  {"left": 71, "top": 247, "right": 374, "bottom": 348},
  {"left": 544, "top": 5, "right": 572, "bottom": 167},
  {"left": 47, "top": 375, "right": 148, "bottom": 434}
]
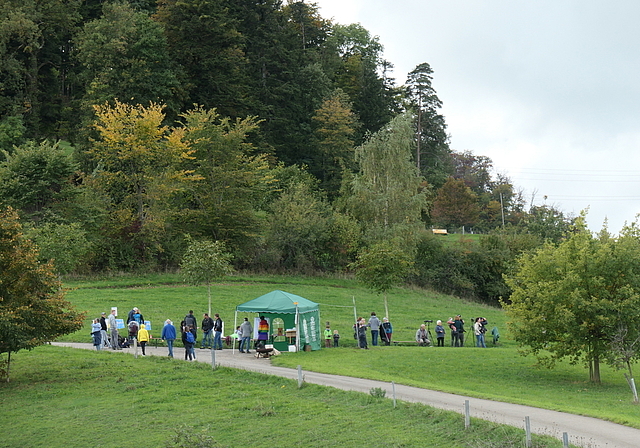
[{"left": 391, "top": 340, "right": 418, "bottom": 346}]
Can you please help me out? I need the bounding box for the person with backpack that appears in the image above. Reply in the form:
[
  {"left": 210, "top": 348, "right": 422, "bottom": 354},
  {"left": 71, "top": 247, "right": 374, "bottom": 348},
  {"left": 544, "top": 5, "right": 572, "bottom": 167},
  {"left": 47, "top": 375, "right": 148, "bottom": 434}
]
[
  {"left": 381, "top": 317, "right": 393, "bottom": 345},
  {"left": 184, "top": 310, "right": 197, "bottom": 343},
  {"left": 453, "top": 315, "right": 465, "bottom": 347},
  {"left": 182, "top": 323, "right": 196, "bottom": 361}
]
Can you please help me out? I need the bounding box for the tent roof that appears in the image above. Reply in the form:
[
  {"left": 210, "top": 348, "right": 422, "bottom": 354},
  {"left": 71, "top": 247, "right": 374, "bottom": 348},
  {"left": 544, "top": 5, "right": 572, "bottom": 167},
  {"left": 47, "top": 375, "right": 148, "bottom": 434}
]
[{"left": 236, "top": 290, "right": 318, "bottom": 314}]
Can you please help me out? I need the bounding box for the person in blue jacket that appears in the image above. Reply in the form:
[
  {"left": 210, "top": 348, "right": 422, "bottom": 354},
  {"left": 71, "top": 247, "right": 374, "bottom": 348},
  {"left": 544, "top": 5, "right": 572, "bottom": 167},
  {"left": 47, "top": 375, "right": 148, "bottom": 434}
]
[
  {"left": 381, "top": 317, "right": 393, "bottom": 345},
  {"left": 161, "top": 319, "right": 177, "bottom": 358}
]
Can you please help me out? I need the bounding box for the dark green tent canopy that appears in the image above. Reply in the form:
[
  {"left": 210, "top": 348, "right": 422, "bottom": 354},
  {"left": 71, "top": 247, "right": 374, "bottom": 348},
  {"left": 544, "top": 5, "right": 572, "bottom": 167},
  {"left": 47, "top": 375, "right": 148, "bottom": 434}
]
[
  {"left": 235, "top": 290, "right": 318, "bottom": 314},
  {"left": 235, "top": 290, "right": 321, "bottom": 351}
]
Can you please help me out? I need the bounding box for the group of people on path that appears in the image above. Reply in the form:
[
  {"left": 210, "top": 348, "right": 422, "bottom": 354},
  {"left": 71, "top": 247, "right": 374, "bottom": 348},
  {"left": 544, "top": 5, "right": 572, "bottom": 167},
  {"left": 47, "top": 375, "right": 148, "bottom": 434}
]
[
  {"left": 168, "top": 310, "right": 224, "bottom": 360},
  {"left": 91, "top": 307, "right": 225, "bottom": 359},
  {"left": 92, "top": 306, "right": 495, "bottom": 358},
  {"left": 91, "top": 309, "right": 124, "bottom": 351},
  {"left": 236, "top": 316, "right": 269, "bottom": 353}
]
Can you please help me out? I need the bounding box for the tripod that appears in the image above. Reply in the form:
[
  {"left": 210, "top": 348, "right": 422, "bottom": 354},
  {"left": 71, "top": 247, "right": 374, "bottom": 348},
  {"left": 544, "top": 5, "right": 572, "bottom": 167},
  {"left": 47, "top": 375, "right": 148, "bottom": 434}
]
[{"left": 424, "top": 321, "right": 434, "bottom": 342}]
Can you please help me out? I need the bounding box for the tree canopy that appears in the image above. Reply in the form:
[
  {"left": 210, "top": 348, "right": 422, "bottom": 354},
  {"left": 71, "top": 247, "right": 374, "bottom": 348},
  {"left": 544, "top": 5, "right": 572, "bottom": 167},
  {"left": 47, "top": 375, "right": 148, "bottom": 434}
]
[
  {"left": 0, "top": 207, "right": 84, "bottom": 381},
  {"left": 504, "top": 218, "right": 640, "bottom": 383}
]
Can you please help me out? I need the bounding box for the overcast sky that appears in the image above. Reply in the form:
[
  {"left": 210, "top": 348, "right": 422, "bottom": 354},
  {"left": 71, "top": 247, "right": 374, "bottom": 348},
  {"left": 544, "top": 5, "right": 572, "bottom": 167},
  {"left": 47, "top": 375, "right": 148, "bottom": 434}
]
[{"left": 314, "top": 0, "right": 640, "bottom": 233}]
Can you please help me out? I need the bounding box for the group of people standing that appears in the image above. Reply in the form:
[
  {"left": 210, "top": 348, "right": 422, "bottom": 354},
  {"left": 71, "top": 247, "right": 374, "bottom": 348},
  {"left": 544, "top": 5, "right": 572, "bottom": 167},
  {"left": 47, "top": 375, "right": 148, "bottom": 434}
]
[
  {"left": 427, "top": 315, "right": 488, "bottom": 347},
  {"left": 91, "top": 309, "right": 123, "bottom": 351},
  {"left": 236, "top": 316, "right": 269, "bottom": 353},
  {"left": 170, "top": 310, "right": 224, "bottom": 360},
  {"left": 91, "top": 307, "right": 225, "bottom": 359},
  {"left": 353, "top": 312, "right": 393, "bottom": 349}
]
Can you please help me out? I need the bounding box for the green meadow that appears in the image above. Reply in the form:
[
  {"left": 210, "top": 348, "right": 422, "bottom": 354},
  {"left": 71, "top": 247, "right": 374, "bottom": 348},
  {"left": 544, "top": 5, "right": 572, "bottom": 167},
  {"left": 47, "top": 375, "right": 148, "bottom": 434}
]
[{"left": 2, "top": 273, "right": 636, "bottom": 447}]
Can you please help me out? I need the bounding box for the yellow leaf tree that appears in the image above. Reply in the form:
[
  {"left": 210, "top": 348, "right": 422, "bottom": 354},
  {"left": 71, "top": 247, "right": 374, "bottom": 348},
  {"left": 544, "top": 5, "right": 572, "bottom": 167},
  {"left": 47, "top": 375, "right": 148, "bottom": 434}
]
[{"left": 89, "top": 101, "right": 198, "bottom": 265}]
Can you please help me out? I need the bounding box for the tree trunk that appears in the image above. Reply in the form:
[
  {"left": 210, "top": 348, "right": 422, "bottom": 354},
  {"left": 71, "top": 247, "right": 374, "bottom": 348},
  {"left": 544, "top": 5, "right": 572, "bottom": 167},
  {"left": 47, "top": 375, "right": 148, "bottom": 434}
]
[
  {"left": 590, "top": 353, "right": 601, "bottom": 384},
  {"left": 6, "top": 352, "right": 11, "bottom": 383},
  {"left": 383, "top": 292, "right": 389, "bottom": 321}
]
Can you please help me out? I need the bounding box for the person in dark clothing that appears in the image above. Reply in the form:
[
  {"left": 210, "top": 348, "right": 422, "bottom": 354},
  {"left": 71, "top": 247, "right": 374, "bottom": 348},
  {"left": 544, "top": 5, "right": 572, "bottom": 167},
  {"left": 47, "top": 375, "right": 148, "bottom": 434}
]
[
  {"left": 201, "top": 313, "right": 214, "bottom": 349},
  {"left": 354, "top": 317, "right": 368, "bottom": 349},
  {"left": 213, "top": 313, "right": 223, "bottom": 350},
  {"left": 184, "top": 310, "right": 197, "bottom": 344},
  {"left": 453, "top": 315, "right": 465, "bottom": 347},
  {"left": 126, "top": 307, "right": 144, "bottom": 324}
]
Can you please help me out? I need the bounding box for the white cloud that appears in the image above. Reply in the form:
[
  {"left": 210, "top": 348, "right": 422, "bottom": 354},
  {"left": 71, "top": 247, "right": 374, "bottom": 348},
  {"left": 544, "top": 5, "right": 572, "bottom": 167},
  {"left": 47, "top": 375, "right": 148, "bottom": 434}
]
[{"left": 313, "top": 0, "right": 640, "bottom": 232}]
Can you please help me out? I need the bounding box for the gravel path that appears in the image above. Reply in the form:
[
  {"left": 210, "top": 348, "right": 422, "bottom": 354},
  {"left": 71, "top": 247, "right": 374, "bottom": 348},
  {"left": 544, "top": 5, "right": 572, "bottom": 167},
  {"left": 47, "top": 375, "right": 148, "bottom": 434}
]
[{"left": 52, "top": 342, "right": 640, "bottom": 448}]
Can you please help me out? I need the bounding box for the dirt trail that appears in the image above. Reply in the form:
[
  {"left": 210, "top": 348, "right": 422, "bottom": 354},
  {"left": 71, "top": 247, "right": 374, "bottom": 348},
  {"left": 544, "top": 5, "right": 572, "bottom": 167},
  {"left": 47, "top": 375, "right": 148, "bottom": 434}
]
[{"left": 52, "top": 342, "right": 639, "bottom": 448}]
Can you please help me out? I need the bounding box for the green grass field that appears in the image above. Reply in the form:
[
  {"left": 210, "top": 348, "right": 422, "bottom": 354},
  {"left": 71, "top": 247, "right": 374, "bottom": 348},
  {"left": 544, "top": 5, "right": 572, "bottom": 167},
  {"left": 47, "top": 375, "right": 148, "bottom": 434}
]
[
  {"left": 3, "top": 272, "right": 635, "bottom": 446},
  {"left": 56, "top": 273, "right": 640, "bottom": 428},
  {"left": 0, "top": 346, "right": 570, "bottom": 448}
]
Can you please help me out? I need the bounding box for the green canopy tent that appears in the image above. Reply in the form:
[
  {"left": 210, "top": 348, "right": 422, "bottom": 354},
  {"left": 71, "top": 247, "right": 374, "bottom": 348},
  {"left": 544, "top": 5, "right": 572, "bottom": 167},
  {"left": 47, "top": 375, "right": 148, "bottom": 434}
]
[{"left": 234, "top": 290, "right": 321, "bottom": 352}]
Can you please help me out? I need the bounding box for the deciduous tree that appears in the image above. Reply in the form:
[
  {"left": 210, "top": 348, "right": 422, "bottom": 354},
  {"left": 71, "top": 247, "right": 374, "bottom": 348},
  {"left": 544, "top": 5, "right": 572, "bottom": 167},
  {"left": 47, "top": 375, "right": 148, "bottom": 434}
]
[
  {"left": 345, "top": 112, "right": 428, "bottom": 250},
  {"left": 0, "top": 140, "right": 78, "bottom": 220},
  {"left": 177, "top": 107, "right": 271, "bottom": 261},
  {"left": 350, "top": 240, "right": 413, "bottom": 319},
  {"left": 431, "top": 177, "right": 479, "bottom": 231},
  {"left": 0, "top": 207, "right": 84, "bottom": 382},
  {"left": 89, "top": 100, "right": 196, "bottom": 267},
  {"left": 76, "top": 2, "right": 182, "bottom": 118},
  {"left": 504, "top": 218, "right": 640, "bottom": 383},
  {"left": 180, "top": 236, "right": 234, "bottom": 315},
  {"left": 312, "top": 88, "right": 357, "bottom": 199}
]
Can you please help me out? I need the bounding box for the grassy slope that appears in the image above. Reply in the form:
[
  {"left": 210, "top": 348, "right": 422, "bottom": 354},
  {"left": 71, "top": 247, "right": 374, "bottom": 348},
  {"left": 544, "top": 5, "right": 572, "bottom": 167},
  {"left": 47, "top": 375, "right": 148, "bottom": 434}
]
[
  {"left": 0, "top": 347, "right": 567, "bottom": 448},
  {"left": 59, "top": 274, "right": 640, "bottom": 429}
]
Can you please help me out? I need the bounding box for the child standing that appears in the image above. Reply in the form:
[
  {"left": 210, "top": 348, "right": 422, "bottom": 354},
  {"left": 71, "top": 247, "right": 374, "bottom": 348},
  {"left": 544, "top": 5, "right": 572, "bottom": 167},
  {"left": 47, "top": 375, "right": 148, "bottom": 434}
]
[
  {"left": 333, "top": 329, "right": 340, "bottom": 347},
  {"left": 137, "top": 323, "right": 150, "bottom": 355},
  {"left": 324, "top": 324, "right": 332, "bottom": 348}
]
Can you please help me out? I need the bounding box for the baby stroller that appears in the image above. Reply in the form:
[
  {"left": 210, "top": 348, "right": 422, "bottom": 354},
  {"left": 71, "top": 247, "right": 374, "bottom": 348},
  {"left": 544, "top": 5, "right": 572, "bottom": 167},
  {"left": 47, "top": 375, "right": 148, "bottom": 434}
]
[{"left": 128, "top": 321, "right": 139, "bottom": 343}]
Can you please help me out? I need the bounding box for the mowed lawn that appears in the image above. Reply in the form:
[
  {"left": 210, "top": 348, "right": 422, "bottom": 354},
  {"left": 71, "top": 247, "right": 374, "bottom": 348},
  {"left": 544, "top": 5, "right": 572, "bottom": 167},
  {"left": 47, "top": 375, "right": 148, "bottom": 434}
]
[
  {"left": 57, "top": 273, "right": 640, "bottom": 429},
  {"left": 0, "top": 346, "right": 571, "bottom": 448}
]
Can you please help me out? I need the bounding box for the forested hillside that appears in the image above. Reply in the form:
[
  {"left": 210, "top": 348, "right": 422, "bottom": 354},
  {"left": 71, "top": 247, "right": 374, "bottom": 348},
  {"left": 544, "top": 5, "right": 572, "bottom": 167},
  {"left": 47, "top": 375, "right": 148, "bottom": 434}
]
[{"left": 0, "top": 0, "right": 575, "bottom": 303}]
